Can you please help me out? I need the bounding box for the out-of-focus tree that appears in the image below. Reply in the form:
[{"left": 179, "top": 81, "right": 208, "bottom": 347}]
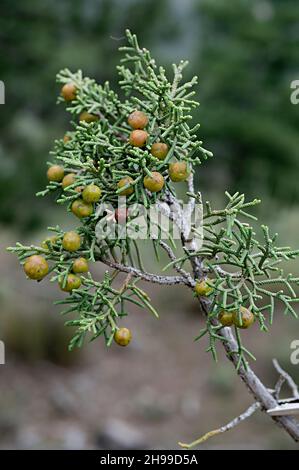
[
  {"left": 194, "top": 0, "right": 299, "bottom": 203},
  {"left": 0, "top": 0, "right": 180, "bottom": 231},
  {"left": 2, "top": 0, "right": 299, "bottom": 232}
]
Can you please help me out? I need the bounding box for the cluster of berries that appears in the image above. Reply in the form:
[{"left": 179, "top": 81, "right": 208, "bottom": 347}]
[
  {"left": 22, "top": 82, "right": 252, "bottom": 347},
  {"left": 123, "top": 109, "right": 190, "bottom": 194},
  {"left": 23, "top": 238, "right": 131, "bottom": 346},
  {"left": 24, "top": 231, "right": 85, "bottom": 287},
  {"left": 60, "top": 83, "right": 190, "bottom": 195},
  {"left": 46, "top": 84, "right": 191, "bottom": 225},
  {"left": 194, "top": 279, "right": 255, "bottom": 329},
  {"left": 47, "top": 163, "right": 101, "bottom": 219}
]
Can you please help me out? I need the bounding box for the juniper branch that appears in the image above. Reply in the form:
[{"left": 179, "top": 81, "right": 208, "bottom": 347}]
[{"left": 8, "top": 29, "right": 299, "bottom": 447}]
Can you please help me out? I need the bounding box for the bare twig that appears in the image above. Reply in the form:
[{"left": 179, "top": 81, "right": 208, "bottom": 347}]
[
  {"left": 179, "top": 402, "right": 261, "bottom": 449},
  {"left": 98, "top": 256, "right": 190, "bottom": 286},
  {"left": 274, "top": 375, "right": 286, "bottom": 401},
  {"left": 212, "top": 266, "right": 243, "bottom": 279},
  {"left": 273, "top": 359, "right": 299, "bottom": 400},
  {"left": 186, "top": 173, "right": 195, "bottom": 232},
  {"left": 179, "top": 371, "right": 299, "bottom": 450}
]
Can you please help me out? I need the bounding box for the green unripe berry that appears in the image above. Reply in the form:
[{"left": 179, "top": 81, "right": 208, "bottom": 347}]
[
  {"left": 151, "top": 142, "right": 169, "bottom": 160},
  {"left": 82, "top": 184, "right": 102, "bottom": 203},
  {"left": 143, "top": 171, "right": 164, "bottom": 193},
  {"left": 194, "top": 279, "right": 213, "bottom": 297},
  {"left": 71, "top": 199, "right": 93, "bottom": 218},
  {"left": 79, "top": 111, "right": 99, "bottom": 123},
  {"left": 114, "top": 327, "right": 132, "bottom": 347},
  {"left": 72, "top": 257, "right": 89, "bottom": 274},
  {"left": 47, "top": 165, "right": 64, "bottom": 182},
  {"left": 128, "top": 110, "right": 148, "bottom": 129},
  {"left": 117, "top": 177, "right": 134, "bottom": 196},
  {"left": 218, "top": 310, "right": 234, "bottom": 327},
  {"left": 24, "top": 255, "right": 49, "bottom": 280},
  {"left": 62, "top": 173, "right": 76, "bottom": 189},
  {"left": 41, "top": 236, "right": 58, "bottom": 250},
  {"left": 168, "top": 161, "right": 189, "bottom": 182},
  {"left": 59, "top": 274, "right": 81, "bottom": 292},
  {"left": 232, "top": 307, "right": 255, "bottom": 329},
  {"left": 62, "top": 231, "right": 81, "bottom": 252}
]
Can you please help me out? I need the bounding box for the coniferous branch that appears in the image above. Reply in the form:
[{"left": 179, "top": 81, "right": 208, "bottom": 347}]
[
  {"left": 7, "top": 30, "right": 299, "bottom": 445},
  {"left": 8, "top": 28, "right": 299, "bottom": 368}
]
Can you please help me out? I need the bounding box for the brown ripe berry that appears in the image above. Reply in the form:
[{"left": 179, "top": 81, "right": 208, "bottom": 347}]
[
  {"left": 62, "top": 173, "right": 76, "bottom": 189},
  {"left": 128, "top": 110, "right": 148, "bottom": 129},
  {"left": 61, "top": 83, "right": 77, "bottom": 101},
  {"left": 71, "top": 199, "right": 93, "bottom": 218},
  {"left": 151, "top": 142, "right": 169, "bottom": 160},
  {"left": 41, "top": 236, "right": 58, "bottom": 250},
  {"left": 79, "top": 111, "right": 99, "bottom": 123},
  {"left": 129, "top": 129, "right": 148, "bottom": 147},
  {"left": 194, "top": 279, "right": 213, "bottom": 297},
  {"left": 82, "top": 184, "right": 102, "bottom": 203},
  {"left": 75, "top": 185, "right": 85, "bottom": 194},
  {"left": 114, "top": 327, "right": 132, "bottom": 347},
  {"left": 218, "top": 310, "right": 234, "bottom": 327},
  {"left": 232, "top": 307, "right": 255, "bottom": 329},
  {"left": 62, "top": 231, "right": 81, "bottom": 252},
  {"left": 47, "top": 165, "right": 64, "bottom": 182},
  {"left": 115, "top": 207, "right": 128, "bottom": 224},
  {"left": 59, "top": 274, "right": 81, "bottom": 292},
  {"left": 63, "top": 134, "right": 71, "bottom": 143},
  {"left": 168, "top": 161, "right": 189, "bottom": 182},
  {"left": 117, "top": 177, "right": 134, "bottom": 196},
  {"left": 143, "top": 171, "right": 164, "bottom": 193},
  {"left": 24, "top": 255, "right": 49, "bottom": 280},
  {"left": 72, "top": 257, "right": 89, "bottom": 274}
]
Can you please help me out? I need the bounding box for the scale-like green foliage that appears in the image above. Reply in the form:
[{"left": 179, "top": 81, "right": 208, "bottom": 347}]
[{"left": 8, "top": 31, "right": 299, "bottom": 363}]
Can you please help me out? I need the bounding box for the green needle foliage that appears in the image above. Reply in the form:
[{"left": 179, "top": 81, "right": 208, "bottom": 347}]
[
  {"left": 191, "top": 191, "right": 299, "bottom": 368},
  {"left": 8, "top": 30, "right": 299, "bottom": 362}
]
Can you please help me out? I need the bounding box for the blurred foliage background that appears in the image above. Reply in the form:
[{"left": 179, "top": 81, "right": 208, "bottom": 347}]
[
  {"left": 1, "top": 0, "right": 299, "bottom": 450},
  {"left": 1, "top": 0, "right": 299, "bottom": 230}
]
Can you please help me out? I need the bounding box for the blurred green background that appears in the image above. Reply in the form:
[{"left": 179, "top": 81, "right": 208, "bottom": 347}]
[{"left": 1, "top": 0, "right": 299, "bottom": 449}]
